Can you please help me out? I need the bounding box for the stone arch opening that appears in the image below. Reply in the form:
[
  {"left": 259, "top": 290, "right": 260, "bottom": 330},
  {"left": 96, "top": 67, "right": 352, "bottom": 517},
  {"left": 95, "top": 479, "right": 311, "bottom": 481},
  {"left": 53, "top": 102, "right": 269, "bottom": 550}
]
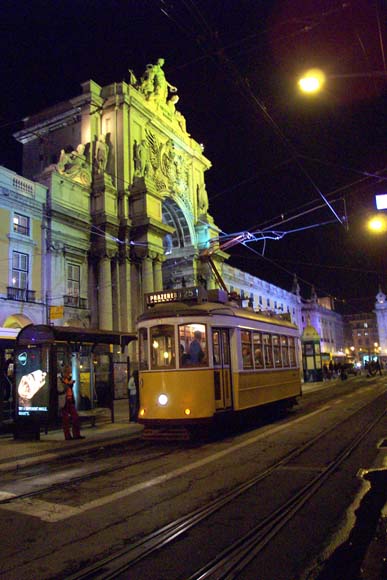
[
  {"left": 3, "top": 313, "right": 33, "bottom": 329},
  {"left": 162, "top": 198, "right": 196, "bottom": 288}
]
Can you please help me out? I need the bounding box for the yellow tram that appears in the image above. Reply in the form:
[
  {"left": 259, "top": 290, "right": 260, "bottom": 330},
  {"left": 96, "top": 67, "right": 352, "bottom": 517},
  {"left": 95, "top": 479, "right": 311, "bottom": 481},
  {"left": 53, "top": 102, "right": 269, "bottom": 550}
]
[{"left": 137, "top": 288, "right": 302, "bottom": 437}]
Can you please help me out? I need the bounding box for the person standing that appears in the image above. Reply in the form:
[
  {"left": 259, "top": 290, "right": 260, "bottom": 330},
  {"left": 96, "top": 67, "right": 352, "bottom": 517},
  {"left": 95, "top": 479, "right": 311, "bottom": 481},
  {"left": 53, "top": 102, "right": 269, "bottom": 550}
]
[
  {"left": 60, "top": 366, "right": 84, "bottom": 440},
  {"left": 189, "top": 330, "right": 205, "bottom": 363},
  {"left": 128, "top": 370, "right": 139, "bottom": 422}
]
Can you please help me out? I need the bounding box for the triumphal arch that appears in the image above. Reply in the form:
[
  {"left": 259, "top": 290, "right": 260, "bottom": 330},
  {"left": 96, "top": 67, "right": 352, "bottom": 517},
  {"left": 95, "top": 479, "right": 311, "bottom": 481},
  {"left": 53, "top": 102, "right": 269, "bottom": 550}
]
[{"left": 14, "top": 59, "right": 225, "bottom": 333}]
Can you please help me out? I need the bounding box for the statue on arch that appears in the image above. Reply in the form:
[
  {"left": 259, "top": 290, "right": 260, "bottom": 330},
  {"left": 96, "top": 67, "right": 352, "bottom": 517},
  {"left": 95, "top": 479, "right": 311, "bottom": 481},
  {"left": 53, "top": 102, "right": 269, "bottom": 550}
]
[
  {"left": 57, "top": 143, "right": 91, "bottom": 185},
  {"left": 95, "top": 134, "right": 109, "bottom": 175},
  {"left": 140, "top": 64, "right": 156, "bottom": 99},
  {"left": 133, "top": 139, "right": 148, "bottom": 177},
  {"left": 153, "top": 58, "right": 177, "bottom": 103},
  {"left": 139, "top": 58, "right": 177, "bottom": 104}
]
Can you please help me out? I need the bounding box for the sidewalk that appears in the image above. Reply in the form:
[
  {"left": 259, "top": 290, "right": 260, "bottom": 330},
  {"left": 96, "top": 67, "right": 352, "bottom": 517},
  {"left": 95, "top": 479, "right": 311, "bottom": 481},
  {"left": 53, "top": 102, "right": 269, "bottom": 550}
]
[
  {"left": 0, "top": 399, "right": 143, "bottom": 473},
  {"left": 0, "top": 378, "right": 358, "bottom": 474}
]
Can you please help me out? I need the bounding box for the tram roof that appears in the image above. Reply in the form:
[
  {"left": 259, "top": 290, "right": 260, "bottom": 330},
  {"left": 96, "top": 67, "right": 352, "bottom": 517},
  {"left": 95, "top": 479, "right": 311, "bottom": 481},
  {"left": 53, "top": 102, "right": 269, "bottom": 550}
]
[
  {"left": 138, "top": 301, "right": 297, "bottom": 329},
  {"left": 0, "top": 327, "right": 18, "bottom": 347},
  {"left": 16, "top": 324, "right": 137, "bottom": 347}
]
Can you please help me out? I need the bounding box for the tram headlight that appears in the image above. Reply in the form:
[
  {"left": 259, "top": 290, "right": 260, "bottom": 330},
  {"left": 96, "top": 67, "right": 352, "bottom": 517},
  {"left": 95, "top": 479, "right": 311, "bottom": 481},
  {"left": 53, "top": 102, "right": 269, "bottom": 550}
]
[
  {"left": 158, "top": 394, "right": 169, "bottom": 406},
  {"left": 184, "top": 408, "right": 191, "bottom": 416}
]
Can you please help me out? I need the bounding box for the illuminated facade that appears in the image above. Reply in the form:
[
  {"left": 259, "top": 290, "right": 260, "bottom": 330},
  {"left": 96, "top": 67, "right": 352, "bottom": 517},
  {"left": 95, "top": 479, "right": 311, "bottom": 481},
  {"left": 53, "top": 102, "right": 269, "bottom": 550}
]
[
  {"left": 7, "top": 61, "right": 350, "bottom": 362},
  {"left": 375, "top": 288, "right": 387, "bottom": 357},
  {"left": 0, "top": 166, "right": 47, "bottom": 328},
  {"left": 222, "top": 263, "right": 303, "bottom": 328},
  {"left": 13, "top": 61, "right": 221, "bottom": 341},
  {"left": 300, "top": 288, "right": 345, "bottom": 356}
]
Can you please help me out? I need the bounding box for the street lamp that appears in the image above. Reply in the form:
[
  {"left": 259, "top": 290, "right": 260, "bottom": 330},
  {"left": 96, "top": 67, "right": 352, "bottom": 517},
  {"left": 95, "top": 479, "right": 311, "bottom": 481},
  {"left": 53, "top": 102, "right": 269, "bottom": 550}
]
[
  {"left": 297, "top": 68, "right": 387, "bottom": 95},
  {"left": 367, "top": 215, "right": 387, "bottom": 234},
  {"left": 298, "top": 69, "right": 326, "bottom": 94}
]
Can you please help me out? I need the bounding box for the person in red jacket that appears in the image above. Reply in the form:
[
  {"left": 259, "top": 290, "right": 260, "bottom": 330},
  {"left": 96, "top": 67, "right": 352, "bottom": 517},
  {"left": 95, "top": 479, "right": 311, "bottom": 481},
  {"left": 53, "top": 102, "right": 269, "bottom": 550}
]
[{"left": 60, "top": 366, "right": 84, "bottom": 440}]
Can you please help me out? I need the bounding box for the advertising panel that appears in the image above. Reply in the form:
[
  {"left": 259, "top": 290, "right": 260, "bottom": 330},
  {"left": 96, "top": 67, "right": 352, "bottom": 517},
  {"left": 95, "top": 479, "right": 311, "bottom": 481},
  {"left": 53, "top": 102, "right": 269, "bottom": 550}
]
[{"left": 16, "top": 346, "right": 50, "bottom": 416}]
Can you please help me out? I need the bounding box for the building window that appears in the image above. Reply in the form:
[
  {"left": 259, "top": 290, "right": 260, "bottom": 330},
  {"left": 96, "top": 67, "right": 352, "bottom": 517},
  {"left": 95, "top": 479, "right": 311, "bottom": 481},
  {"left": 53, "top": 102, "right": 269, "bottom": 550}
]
[
  {"left": 8, "top": 251, "right": 32, "bottom": 300},
  {"left": 67, "top": 264, "right": 80, "bottom": 297},
  {"left": 267, "top": 297, "right": 270, "bottom": 307},
  {"left": 12, "top": 251, "right": 28, "bottom": 289},
  {"left": 13, "top": 213, "right": 30, "bottom": 236}
]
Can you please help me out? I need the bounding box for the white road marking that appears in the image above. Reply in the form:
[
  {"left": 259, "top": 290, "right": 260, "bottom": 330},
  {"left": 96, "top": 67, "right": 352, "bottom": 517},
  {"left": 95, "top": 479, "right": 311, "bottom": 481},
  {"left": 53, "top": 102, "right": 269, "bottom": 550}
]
[
  {"left": 0, "top": 406, "right": 330, "bottom": 522},
  {"left": 0, "top": 491, "right": 16, "bottom": 501},
  {"left": 1, "top": 498, "right": 81, "bottom": 521}
]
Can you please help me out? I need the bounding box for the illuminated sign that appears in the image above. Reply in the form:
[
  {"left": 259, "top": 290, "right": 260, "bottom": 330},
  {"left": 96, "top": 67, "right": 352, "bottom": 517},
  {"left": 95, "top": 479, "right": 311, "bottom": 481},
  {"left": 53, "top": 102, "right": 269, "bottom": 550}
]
[
  {"left": 376, "top": 194, "right": 387, "bottom": 210},
  {"left": 146, "top": 287, "right": 199, "bottom": 306},
  {"left": 50, "top": 305, "right": 64, "bottom": 320},
  {"left": 16, "top": 347, "right": 49, "bottom": 416}
]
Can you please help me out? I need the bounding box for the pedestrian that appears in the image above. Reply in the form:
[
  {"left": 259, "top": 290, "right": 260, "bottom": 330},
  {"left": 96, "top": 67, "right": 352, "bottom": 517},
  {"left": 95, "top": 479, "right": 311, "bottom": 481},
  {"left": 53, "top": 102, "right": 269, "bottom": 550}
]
[
  {"left": 128, "top": 370, "right": 139, "bottom": 422},
  {"left": 59, "top": 366, "right": 84, "bottom": 440}
]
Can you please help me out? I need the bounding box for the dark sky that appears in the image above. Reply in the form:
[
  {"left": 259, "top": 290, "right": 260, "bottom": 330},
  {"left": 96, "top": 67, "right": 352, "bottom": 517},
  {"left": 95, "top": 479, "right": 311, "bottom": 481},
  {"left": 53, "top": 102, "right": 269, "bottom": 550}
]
[{"left": 1, "top": 0, "right": 387, "bottom": 314}]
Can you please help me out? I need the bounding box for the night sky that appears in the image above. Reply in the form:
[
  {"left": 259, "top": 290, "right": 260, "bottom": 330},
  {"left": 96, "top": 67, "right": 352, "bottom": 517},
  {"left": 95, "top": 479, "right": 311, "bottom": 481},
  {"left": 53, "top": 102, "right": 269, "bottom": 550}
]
[{"left": 1, "top": 0, "right": 387, "bottom": 314}]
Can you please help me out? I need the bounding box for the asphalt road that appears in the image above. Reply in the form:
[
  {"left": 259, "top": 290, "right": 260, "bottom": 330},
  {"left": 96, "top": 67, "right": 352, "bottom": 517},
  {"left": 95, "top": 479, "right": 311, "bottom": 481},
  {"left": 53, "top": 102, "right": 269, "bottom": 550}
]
[{"left": 0, "top": 375, "right": 386, "bottom": 579}]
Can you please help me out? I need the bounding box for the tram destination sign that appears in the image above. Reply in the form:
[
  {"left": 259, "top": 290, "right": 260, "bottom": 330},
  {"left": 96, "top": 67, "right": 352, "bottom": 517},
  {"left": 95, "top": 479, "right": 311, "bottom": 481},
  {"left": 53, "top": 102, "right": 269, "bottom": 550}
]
[{"left": 146, "top": 287, "right": 199, "bottom": 306}]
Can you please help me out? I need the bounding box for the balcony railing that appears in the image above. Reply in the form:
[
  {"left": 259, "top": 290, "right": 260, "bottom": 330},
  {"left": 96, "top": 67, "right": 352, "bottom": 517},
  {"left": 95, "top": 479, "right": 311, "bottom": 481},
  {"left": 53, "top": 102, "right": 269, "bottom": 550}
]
[
  {"left": 63, "top": 295, "right": 88, "bottom": 309},
  {"left": 7, "top": 287, "right": 36, "bottom": 302}
]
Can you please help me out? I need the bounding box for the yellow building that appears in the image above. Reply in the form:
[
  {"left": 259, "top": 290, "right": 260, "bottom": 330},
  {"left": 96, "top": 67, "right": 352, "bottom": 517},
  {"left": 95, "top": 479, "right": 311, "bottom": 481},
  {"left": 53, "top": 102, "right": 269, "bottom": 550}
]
[{"left": 0, "top": 166, "right": 47, "bottom": 329}]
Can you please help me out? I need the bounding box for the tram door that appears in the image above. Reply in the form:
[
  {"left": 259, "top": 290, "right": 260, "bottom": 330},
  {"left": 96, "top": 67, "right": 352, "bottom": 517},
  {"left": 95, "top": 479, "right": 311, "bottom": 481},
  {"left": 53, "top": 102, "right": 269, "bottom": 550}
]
[{"left": 212, "top": 328, "right": 232, "bottom": 410}]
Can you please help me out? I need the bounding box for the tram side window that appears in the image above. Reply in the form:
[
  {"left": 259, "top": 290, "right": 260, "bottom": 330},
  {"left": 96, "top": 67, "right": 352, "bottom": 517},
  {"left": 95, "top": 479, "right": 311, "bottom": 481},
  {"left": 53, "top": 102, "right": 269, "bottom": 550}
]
[
  {"left": 241, "top": 330, "right": 253, "bottom": 369},
  {"left": 281, "top": 336, "right": 289, "bottom": 367},
  {"left": 150, "top": 325, "right": 176, "bottom": 369},
  {"left": 139, "top": 328, "right": 149, "bottom": 370},
  {"left": 289, "top": 336, "right": 297, "bottom": 367},
  {"left": 273, "top": 335, "right": 282, "bottom": 368},
  {"left": 263, "top": 333, "right": 274, "bottom": 368},
  {"left": 253, "top": 332, "right": 264, "bottom": 368},
  {"left": 178, "top": 323, "right": 207, "bottom": 366}
]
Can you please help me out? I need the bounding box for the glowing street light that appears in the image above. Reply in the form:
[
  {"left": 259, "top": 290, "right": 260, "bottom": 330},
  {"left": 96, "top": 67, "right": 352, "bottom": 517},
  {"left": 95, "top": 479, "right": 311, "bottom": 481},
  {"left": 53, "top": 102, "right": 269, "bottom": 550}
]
[
  {"left": 367, "top": 215, "right": 387, "bottom": 234},
  {"left": 297, "top": 68, "right": 387, "bottom": 95},
  {"left": 298, "top": 69, "right": 326, "bottom": 94}
]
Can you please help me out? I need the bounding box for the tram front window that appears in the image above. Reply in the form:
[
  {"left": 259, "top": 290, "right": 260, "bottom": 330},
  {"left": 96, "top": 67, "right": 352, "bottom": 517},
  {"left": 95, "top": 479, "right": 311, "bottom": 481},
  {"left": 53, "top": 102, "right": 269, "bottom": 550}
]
[
  {"left": 150, "top": 325, "right": 175, "bottom": 369},
  {"left": 179, "top": 323, "right": 207, "bottom": 366}
]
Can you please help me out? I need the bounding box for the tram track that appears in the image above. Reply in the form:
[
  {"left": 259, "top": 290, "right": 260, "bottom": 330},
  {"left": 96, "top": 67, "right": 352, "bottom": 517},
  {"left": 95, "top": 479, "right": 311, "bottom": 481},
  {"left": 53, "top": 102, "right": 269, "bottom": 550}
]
[
  {"left": 64, "top": 390, "right": 387, "bottom": 580},
  {"left": 0, "top": 441, "right": 182, "bottom": 505}
]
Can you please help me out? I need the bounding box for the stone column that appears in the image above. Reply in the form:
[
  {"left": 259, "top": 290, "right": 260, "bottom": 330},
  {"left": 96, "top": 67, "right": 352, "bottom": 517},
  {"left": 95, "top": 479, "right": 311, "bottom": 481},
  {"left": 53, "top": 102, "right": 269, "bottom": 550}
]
[
  {"left": 119, "top": 257, "right": 133, "bottom": 332},
  {"left": 142, "top": 256, "right": 154, "bottom": 296},
  {"left": 153, "top": 255, "right": 163, "bottom": 292},
  {"left": 111, "top": 257, "right": 120, "bottom": 331},
  {"left": 98, "top": 256, "right": 113, "bottom": 330}
]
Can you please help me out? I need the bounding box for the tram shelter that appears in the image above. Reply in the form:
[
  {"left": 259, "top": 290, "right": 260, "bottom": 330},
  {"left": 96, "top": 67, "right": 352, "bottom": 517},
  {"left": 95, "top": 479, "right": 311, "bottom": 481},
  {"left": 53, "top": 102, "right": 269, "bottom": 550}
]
[
  {"left": 14, "top": 324, "right": 137, "bottom": 439},
  {"left": 0, "top": 328, "right": 18, "bottom": 426}
]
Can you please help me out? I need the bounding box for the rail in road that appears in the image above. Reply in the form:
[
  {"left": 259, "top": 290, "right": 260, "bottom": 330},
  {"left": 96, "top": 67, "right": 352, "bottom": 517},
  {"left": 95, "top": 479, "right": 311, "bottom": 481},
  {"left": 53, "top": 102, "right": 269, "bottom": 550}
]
[
  {"left": 60, "top": 389, "right": 387, "bottom": 580},
  {"left": 0, "top": 380, "right": 385, "bottom": 579}
]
